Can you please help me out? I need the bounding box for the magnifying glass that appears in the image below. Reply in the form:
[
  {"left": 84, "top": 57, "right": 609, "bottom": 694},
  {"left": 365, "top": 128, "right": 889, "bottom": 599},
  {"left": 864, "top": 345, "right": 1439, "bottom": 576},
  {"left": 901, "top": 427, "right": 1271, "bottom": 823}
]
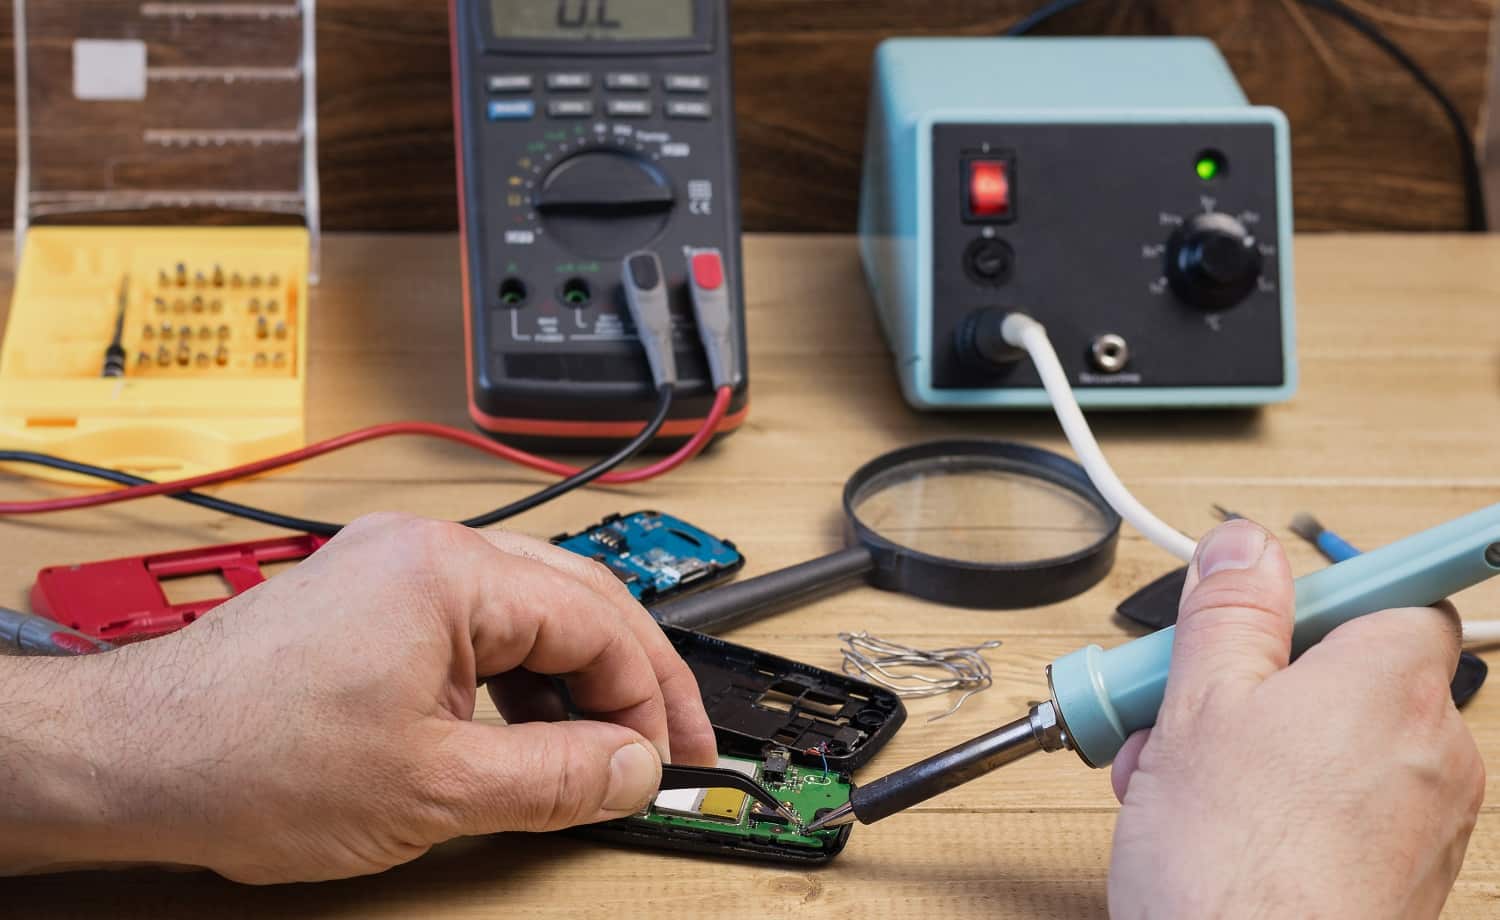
[{"left": 652, "top": 440, "right": 1122, "bottom": 634}]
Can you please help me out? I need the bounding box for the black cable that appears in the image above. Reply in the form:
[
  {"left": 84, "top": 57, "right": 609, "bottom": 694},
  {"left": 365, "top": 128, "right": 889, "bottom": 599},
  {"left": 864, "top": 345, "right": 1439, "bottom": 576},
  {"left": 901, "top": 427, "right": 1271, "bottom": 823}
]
[
  {"left": 1004, "top": 0, "right": 1090, "bottom": 36},
  {"left": 1005, "top": 0, "right": 1488, "bottom": 232},
  {"left": 0, "top": 385, "right": 676, "bottom": 535},
  {"left": 459, "top": 383, "right": 674, "bottom": 527},
  {"left": 1298, "top": 0, "right": 1486, "bottom": 231},
  {"left": 0, "top": 451, "right": 344, "bottom": 535}
]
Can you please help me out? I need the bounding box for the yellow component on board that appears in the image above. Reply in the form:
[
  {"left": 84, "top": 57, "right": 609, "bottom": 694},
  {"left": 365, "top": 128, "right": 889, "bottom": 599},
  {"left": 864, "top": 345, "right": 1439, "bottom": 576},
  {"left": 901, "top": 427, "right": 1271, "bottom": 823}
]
[
  {"left": 698, "top": 787, "right": 750, "bottom": 821},
  {"left": 0, "top": 226, "right": 311, "bottom": 484}
]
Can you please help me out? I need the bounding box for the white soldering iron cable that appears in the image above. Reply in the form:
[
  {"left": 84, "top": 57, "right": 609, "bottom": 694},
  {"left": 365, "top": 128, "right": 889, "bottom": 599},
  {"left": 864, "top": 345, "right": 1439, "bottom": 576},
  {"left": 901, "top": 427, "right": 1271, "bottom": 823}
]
[
  {"left": 1001, "top": 313, "right": 1200, "bottom": 563},
  {"left": 999, "top": 312, "right": 1500, "bottom": 648}
]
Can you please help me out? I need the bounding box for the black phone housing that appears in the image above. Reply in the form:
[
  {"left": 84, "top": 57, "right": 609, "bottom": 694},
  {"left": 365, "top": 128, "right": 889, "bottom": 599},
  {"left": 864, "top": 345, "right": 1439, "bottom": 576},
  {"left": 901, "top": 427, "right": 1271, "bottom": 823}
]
[{"left": 577, "top": 626, "right": 906, "bottom": 864}]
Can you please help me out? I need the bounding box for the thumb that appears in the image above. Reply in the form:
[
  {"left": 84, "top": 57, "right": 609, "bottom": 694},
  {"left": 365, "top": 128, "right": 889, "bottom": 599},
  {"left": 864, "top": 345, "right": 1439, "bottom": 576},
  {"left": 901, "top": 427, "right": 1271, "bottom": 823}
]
[
  {"left": 1162, "top": 520, "right": 1296, "bottom": 719},
  {"left": 432, "top": 719, "right": 663, "bottom": 836}
]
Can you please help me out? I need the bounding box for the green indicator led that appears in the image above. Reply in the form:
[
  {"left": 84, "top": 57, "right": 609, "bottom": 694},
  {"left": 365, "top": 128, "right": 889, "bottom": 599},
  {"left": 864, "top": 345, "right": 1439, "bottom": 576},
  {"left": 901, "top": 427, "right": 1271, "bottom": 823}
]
[{"left": 1195, "top": 155, "right": 1222, "bottom": 181}]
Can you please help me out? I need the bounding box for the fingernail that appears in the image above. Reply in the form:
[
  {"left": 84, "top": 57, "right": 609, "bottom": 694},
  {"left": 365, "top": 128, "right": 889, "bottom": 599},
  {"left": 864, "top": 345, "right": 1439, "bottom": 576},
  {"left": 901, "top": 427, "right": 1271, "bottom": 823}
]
[
  {"left": 1197, "top": 523, "right": 1267, "bottom": 579},
  {"left": 603, "top": 742, "right": 659, "bottom": 813}
]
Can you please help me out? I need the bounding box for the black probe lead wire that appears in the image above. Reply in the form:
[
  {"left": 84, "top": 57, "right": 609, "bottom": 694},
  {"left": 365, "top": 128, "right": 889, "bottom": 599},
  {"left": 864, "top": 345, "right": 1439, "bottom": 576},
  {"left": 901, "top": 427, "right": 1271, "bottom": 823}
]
[
  {"left": 459, "top": 383, "right": 674, "bottom": 528},
  {"left": 0, "top": 450, "right": 344, "bottom": 534},
  {"left": 0, "top": 384, "right": 676, "bottom": 535},
  {"left": 1005, "top": 0, "right": 1488, "bottom": 232}
]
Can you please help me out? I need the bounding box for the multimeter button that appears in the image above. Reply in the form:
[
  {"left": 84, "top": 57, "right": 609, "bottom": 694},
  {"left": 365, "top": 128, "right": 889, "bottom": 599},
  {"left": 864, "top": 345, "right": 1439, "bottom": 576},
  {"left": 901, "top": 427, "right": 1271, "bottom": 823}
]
[
  {"left": 607, "top": 99, "right": 653, "bottom": 118},
  {"left": 667, "top": 100, "right": 712, "bottom": 120},
  {"left": 628, "top": 254, "right": 662, "bottom": 290},
  {"left": 547, "top": 99, "right": 595, "bottom": 118},
  {"left": 487, "top": 74, "right": 533, "bottom": 93},
  {"left": 664, "top": 73, "right": 710, "bottom": 93},
  {"left": 487, "top": 99, "right": 536, "bottom": 121},
  {"left": 546, "top": 72, "right": 593, "bottom": 91},
  {"left": 968, "top": 161, "right": 1010, "bottom": 217},
  {"left": 606, "top": 72, "right": 651, "bottom": 90},
  {"left": 691, "top": 252, "right": 724, "bottom": 290}
]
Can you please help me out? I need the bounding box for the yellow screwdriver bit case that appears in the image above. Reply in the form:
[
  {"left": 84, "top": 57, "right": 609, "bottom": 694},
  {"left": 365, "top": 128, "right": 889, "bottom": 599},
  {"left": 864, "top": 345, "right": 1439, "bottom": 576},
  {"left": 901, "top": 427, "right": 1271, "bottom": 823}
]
[{"left": 2, "top": 0, "right": 319, "bottom": 483}]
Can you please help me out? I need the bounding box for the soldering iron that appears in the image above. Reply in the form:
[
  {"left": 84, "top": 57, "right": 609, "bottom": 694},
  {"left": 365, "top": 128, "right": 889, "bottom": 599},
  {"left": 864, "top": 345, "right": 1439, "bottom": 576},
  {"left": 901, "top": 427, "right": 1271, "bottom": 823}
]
[
  {"left": 807, "top": 501, "right": 1500, "bottom": 834},
  {"left": 806, "top": 311, "right": 1500, "bottom": 833}
]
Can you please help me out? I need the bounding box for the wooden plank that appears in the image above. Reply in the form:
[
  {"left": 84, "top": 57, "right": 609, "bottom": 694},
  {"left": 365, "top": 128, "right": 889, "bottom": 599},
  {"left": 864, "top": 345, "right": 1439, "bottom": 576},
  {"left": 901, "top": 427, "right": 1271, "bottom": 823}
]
[
  {"left": 0, "top": 2, "right": 1495, "bottom": 231},
  {"left": 0, "top": 231, "right": 1496, "bottom": 915}
]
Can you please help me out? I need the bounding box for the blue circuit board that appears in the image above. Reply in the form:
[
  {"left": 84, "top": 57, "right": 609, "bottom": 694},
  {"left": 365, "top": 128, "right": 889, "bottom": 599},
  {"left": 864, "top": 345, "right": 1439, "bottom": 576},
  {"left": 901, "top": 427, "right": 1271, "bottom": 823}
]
[{"left": 551, "top": 511, "right": 744, "bottom": 603}]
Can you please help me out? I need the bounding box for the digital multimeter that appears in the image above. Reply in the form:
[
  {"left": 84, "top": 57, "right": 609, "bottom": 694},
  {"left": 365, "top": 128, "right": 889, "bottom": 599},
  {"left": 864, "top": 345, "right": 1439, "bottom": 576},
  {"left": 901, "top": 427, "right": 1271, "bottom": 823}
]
[{"left": 450, "top": 0, "right": 749, "bottom": 445}]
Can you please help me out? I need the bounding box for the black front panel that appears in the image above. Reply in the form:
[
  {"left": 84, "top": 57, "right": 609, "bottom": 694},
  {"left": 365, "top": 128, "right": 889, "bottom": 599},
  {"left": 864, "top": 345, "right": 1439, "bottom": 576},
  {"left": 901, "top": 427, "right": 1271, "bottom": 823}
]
[
  {"left": 455, "top": 0, "right": 746, "bottom": 425},
  {"left": 930, "top": 122, "right": 1285, "bottom": 392}
]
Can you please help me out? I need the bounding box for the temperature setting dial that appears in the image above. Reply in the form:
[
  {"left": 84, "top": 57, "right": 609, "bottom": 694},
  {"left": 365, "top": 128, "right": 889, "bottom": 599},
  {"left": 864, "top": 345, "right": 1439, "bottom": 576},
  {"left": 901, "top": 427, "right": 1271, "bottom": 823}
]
[
  {"left": 536, "top": 149, "right": 675, "bottom": 259},
  {"left": 1164, "top": 212, "right": 1263, "bottom": 311}
]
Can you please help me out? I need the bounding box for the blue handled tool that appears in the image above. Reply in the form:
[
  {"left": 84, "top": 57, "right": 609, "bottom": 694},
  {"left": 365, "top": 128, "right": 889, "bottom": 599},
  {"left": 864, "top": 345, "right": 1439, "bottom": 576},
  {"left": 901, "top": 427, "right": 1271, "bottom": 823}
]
[
  {"left": 805, "top": 504, "right": 1500, "bottom": 831},
  {"left": 1289, "top": 512, "right": 1362, "bottom": 563}
]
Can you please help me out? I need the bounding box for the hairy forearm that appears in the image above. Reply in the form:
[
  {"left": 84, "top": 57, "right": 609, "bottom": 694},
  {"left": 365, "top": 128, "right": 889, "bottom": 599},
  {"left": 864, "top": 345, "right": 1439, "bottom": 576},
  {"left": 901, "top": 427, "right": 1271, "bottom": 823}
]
[{"left": 0, "top": 651, "right": 170, "bottom": 873}]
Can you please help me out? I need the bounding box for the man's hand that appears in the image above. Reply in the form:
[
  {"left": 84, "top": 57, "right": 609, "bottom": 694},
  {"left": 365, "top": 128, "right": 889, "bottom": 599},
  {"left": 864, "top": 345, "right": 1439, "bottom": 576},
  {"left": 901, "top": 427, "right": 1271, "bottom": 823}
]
[
  {"left": 1108, "top": 520, "right": 1485, "bottom": 919},
  {"left": 0, "top": 513, "right": 718, "bottom": 883}
]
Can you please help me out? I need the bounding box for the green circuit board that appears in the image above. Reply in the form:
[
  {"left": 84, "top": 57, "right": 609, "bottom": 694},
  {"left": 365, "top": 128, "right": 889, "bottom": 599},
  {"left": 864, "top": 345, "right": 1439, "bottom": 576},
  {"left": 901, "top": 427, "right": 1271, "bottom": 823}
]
[{"left": 634, "top": 759, "right": 851, "bottom": 850}]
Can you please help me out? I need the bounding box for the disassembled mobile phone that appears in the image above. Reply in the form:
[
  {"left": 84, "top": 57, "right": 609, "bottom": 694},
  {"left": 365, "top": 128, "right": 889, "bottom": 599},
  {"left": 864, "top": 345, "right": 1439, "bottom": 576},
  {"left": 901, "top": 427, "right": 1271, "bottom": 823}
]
[
  {"left": 579, "top": 626, "right": 906, "bottom": 864},
  {"left": 589, "top": 752, "right": 854, "bottom": 863},
  {"left": 550, "top": 509, "right": 743, "bottom": 602}
]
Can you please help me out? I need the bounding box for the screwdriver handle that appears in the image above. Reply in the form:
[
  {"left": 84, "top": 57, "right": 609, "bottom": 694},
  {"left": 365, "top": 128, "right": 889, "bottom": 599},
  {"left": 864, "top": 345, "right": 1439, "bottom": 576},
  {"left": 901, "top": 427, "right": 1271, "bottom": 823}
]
[
  {"left": 0, "top": 607, "right": 115, "bottom": 656},
  {"left": 1051, "top": 503, "right": 1500, "bottom": 767}
]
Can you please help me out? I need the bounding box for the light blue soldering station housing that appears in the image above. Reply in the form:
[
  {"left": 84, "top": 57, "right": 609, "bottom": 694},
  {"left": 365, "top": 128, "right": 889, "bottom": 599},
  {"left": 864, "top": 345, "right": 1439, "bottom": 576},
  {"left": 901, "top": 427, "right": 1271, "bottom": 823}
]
[{"left": 859, "top": 38, "right": 1297, "bottom": 410}]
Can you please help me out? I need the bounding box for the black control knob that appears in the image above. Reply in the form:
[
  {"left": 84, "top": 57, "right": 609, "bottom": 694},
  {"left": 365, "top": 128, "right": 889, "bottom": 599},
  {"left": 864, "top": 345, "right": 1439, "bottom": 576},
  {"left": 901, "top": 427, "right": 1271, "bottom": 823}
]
[
  {"left": 963, "top": 238, "right": 1014, "bottom": 285},
  {"left": 536, "top": 150, "right": 675, "bottom": 259},
  {"left": 955, "top": 307, "right": 1024, "bottom": 373},
  {"left": 1164, "top": 212, "right": 1263, "bottom": 310}
]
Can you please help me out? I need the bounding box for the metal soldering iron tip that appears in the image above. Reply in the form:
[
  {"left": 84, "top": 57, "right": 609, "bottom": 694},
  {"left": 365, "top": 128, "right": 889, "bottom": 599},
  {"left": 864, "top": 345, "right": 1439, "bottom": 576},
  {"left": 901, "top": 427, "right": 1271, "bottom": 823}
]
[{"left": 801, "top": 801, "right": 855, "bottom": 834}]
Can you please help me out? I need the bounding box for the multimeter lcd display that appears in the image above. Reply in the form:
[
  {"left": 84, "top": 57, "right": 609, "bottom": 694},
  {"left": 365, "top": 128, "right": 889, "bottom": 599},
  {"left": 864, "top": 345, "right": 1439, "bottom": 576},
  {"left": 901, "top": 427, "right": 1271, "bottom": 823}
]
[{"left": 490, "top": 0, "right": 695, "bottom": 40}]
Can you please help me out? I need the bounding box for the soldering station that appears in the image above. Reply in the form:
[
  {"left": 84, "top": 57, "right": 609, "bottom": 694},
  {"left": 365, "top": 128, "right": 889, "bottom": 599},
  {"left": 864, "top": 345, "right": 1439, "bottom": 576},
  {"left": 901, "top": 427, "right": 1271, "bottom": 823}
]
[{"left": 2, "top": 0, "right": 1499, "bottom": 881}]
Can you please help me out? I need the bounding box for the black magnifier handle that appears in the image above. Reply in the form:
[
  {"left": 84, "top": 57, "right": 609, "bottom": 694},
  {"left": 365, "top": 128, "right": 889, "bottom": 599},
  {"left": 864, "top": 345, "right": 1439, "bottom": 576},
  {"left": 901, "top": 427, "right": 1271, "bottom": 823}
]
[{"left": 651, "top": 545, "right": 875, "bottom": 633}]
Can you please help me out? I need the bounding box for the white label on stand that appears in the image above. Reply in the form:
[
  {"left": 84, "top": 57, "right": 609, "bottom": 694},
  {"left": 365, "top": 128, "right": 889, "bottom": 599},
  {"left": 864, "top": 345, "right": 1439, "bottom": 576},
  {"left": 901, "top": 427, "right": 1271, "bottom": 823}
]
[{"left": 73, "top": 40, "right": 148, "bottom": 101}]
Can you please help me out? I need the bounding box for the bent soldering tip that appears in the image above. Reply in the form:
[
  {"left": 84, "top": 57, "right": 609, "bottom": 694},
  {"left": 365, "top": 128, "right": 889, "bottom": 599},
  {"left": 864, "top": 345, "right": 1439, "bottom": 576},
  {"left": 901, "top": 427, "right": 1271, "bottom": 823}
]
[{"left": 801, "top": 801, "right": 855, "bottom": 834}]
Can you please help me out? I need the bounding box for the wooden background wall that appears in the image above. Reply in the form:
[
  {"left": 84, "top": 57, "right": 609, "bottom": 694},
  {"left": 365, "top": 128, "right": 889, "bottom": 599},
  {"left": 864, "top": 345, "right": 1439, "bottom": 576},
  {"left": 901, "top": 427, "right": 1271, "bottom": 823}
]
[{"left": 0, "top": 0, "right": 1495, "bottom": 232}]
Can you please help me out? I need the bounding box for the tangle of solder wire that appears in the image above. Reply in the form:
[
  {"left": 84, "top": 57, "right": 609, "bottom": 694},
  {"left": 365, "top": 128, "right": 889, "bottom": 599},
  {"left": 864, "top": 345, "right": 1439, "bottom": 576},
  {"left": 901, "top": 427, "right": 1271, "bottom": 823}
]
[{"left": 838, "top": 632, "right": 1002, "bottom": 722}]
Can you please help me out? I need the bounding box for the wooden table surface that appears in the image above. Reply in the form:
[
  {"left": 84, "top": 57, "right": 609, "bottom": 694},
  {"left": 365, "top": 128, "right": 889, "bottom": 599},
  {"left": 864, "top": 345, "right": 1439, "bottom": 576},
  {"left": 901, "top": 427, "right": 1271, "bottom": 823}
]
[{"left": 3, "top": 233, "right": 1499, "bottom": 917}]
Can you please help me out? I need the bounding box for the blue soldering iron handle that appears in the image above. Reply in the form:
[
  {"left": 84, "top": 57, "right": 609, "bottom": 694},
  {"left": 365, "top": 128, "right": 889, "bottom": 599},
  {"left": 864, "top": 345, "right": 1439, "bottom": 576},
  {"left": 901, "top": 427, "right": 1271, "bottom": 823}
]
[
  {"left": 1050, "top": 504, "right": 1500, "bottom": 768},
  {"left": 1316, "top": 530, "right": 1362, "bottom": 563}
]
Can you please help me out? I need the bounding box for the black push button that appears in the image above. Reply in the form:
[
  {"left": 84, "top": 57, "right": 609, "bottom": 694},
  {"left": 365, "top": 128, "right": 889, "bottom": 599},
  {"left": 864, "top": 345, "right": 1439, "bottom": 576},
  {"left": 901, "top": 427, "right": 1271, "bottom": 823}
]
[
  {"left": 664, "top": 73, "right": 709, "bottom": 93},
  {"left": 607, "top": 99, "right": 652, "bottom": 118},
  {"left": 546, "top": 72, "right": 593, "bottom": 91},
  {"left": 487, "top": 74, "right": 532, "bottom": 93},
  {"left": 628, "top": 253, "right": 661, "bottom": 289},
  {"left": 548, "top": 99, "right": 594, "bottom": 118},
  {"left": 606, "top": 72, "right": 651, "bottom": 90},
  {"left": 667, "top": 100, "right": 711, "bottom": 119}
]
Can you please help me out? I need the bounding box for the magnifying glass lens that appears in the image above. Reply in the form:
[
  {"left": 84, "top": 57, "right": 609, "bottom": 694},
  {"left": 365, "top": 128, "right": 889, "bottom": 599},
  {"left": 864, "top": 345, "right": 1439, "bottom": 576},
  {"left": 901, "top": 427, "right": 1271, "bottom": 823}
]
[{"left": 850, "top": 455, "right": 1115, "bottom": 565}]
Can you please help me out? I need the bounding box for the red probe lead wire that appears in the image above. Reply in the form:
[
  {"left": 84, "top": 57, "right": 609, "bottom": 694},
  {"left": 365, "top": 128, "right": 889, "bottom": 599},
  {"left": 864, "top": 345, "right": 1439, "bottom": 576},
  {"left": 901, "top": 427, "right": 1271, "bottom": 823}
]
[{"left": 0, "top": 386, "right": 735, "bottom": 515}]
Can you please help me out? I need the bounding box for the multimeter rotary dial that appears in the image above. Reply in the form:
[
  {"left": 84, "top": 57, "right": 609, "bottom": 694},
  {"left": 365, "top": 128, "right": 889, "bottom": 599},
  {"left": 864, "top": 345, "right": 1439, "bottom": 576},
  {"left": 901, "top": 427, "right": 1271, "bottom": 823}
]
[
  {"left": 1164, "top": 212, "right": 1263, "bottom": 311},
  {"left": 535, "top": 149, "right": 676, "bottom": 259}
]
